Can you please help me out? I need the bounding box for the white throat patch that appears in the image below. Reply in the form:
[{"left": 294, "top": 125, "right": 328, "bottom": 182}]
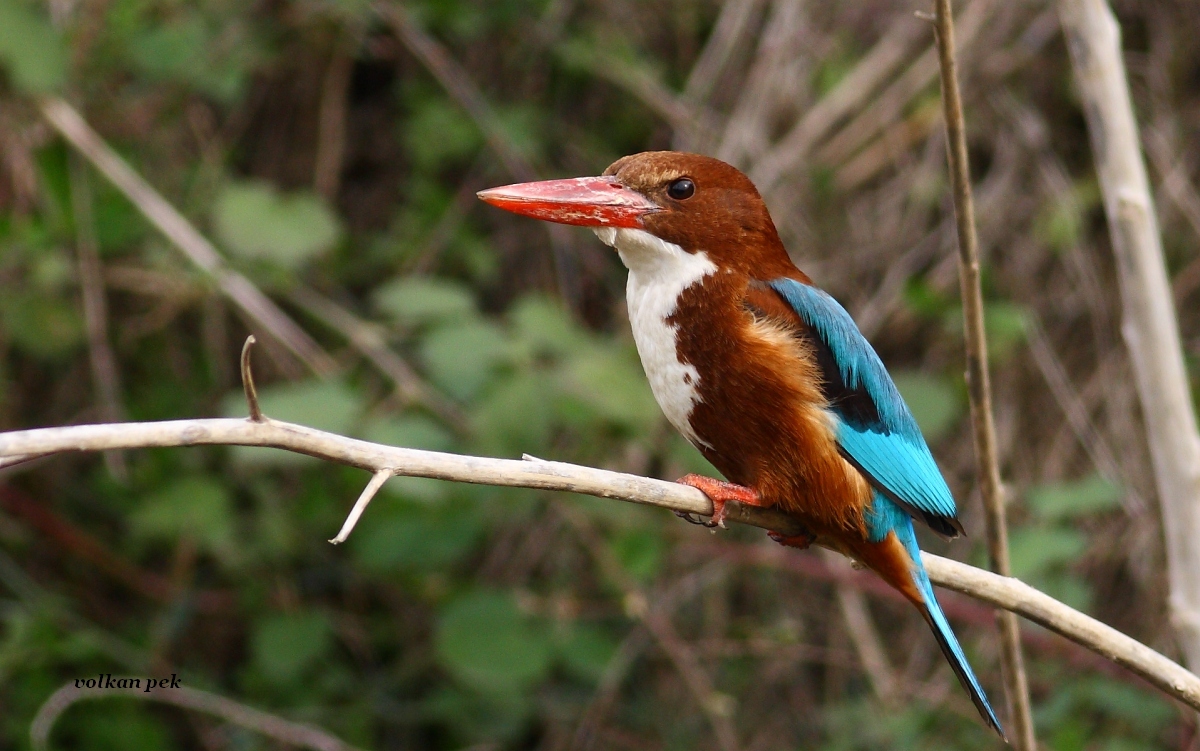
[{"left": 593, "top": 227, "right": 716, "bottom": 448}]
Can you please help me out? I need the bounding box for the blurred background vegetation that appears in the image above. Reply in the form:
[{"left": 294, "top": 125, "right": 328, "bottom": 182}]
[{"left": 0, "top": 0, "right": 1198, "bottom": 748}]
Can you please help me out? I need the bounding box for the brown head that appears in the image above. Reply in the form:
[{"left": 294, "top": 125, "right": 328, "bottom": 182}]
[{"left": 478, "top": 151, "right": 797, "bottom": 278}]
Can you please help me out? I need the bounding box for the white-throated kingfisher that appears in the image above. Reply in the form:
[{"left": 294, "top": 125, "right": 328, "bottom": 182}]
[{"left": 478, "top": 151, "right": 1004, "bottom": 739}]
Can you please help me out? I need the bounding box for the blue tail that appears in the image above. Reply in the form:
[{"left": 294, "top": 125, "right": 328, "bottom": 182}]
[{"left": 870, "top": 495, "right": 1006, "bottom": 739}]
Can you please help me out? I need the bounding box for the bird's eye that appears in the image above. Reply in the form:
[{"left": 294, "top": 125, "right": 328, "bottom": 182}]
[{"left": 667, "top": 178, "right": 695, "bottom": 200}]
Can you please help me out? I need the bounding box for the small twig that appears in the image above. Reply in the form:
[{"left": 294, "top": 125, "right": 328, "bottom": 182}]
[
  {"left": 314, "top": 33, "right": 355, "bottom": 201},
  {"left": 240, "top": 336, "right": 263, "bottom": 422},
  {"left": 30, "top": 682, "right": 364, "bottom": 751},
  {"left": 822, "top": 549, "right": 900, "bottom": 705},
  {"left": 329, "top": 468, "right": 393, "bottom": 544},
  {"left": 933, "top": 0, "right": 1036, "bottom": 746},
  {"left": 0, "top": 453, "right": 47, "bottom": 470},
  {"left": 1025, "top": 316, "right": 1137, "bottom": 510},
  {"left": 561, "top": 508, "right": 737, "bottom": 751}
]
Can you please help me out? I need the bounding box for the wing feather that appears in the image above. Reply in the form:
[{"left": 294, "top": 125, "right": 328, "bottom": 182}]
[{"left": 767, "top": 278, "right": 962, "bottom": 537}]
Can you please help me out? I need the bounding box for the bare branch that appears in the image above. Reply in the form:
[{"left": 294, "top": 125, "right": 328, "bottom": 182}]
[
  {"left": 933, "top": 0, "right": 1036, "bottom": 744},
  {"left": 2, "top": 417, "right": 1200, "bottom": 713},
  {"left": 1059, "top": 0, "right": 1200, "bottom": 673},
  {"left": 31, "top": 682, "right": 364, "bottom": 751},
  {"left": 329, "top": 468, "right": 393, "bottom": 544}
]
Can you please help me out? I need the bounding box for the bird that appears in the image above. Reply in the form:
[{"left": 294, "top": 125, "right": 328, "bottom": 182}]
[{"left": 477, "top": 151, "right": 1004, "bottom": 739}]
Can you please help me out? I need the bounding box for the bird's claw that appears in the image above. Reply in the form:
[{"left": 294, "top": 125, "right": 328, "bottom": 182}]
[
  {"left": 674, "top": 510, "right": 719, "bottom": 528},
  {"left": 675, "top": 474, "right": 760, "bottom": 530},
  {"left": 768, "top": 529, "right": 815, "bottom": 550}
]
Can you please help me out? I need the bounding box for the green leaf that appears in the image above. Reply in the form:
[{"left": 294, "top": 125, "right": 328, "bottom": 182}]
[
  {"left": 351, "top": 502, "right": 483, "bottom": 573},
  {"left": 0, "top": 292, "right": 83, "bottom": 360},
  {"left": 436, "top": 590, "right": 552, "bottom": 693},
  {"left": 419, "top": 321, "right": 509, "bottom": 401},
  {"left": 250, "top": 612, "right": 333, "bottom": 683},
  {"left": 1078, "top": 679, "right": 1174, "bottom": 734},
  {"left": 1007, "top": 527, "right": 1087, "bottom": 580},
  {"left": 943, "top": 301, "right": 1032, "bottom": 361},
  {"left": 1033, "top": 181, "right": 1100, "bottom": 253},
  {"left": 902, "top": 276, "right": 954, "bottom": 320},
  {"left": 213, "top": 181, "right": 341, "bottom": 269},
  {"left": 123, "top": 10, "right": 260, "bottom": 102},
  {"left": 472, "top": 371, "right": 554, "bottom": 454},
  {"left": 0, "top": 0, "right": 66, "bottom": 92},
  {"left": 130, "top": 477, "right": 236, "bottom": 562},
  {"left": 557, "top": 623, "right": 617, "bottom": 683},
  {"left": 70, "top": 704, "right": 171, "bottom": 751},
  {"left": 361, "top": 414, "right": 455, "bottom": 451},
  {"left": 891, "top": 370, "right": 962, "bottom": 443},
  {"left": 1026, "top": 474, "right": 1123, "bottom": 520},
  {"left": 373, "top": 277, "right": 476, "bottom": 326},
  {"left": 420, "top": 685, "right": 532, "bottom": 744},
  {"left": 404, "top": 98, "right": 482, "bottom": 170},
  {"left": 222, "top": 380, "right": 363, "bottom": 465},
  {"left": 610, "top": 528, "right": 663, "bottom": 583},
  {"left": 562, "top": 346, "right": 659, "bottom": 432},
  {"left": 509, "top": 295, "right": 585, "bottom": 357}
]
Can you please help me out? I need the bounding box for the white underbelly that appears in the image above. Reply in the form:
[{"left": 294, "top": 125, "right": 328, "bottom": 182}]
[
  {"left": 626, "top": 277, "right": 708, "bottom": 447},
  {"left": 594, "top": 227, "right": 718, "bottom": 450}
]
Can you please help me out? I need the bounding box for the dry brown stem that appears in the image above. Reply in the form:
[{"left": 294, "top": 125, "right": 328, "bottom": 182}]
[
  {"left": 933, "top": 0, "right": 1036, "bottom": 745},
  {"left": 30, "top": 682, "right": 364, "bottom": 751}
]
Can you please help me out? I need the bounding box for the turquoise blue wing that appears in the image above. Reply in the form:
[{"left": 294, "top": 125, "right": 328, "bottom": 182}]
[{"left": 768, "top": 278, "right": 961, "bottom": 536}]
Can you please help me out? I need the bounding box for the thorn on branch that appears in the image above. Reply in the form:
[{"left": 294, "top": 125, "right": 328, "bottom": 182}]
[
  {"left": 329, "top": 468, "right": 394, "bottom": 544},
  {"left": 241, "top": 336, "right": 264, "bottom": 422},
  {"left": 914, "top": 10, "right": 936, "bottom": 23}
]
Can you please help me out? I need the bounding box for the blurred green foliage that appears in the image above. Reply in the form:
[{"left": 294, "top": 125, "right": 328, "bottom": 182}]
[
  {"left": 0, "top": 0, "right": 66, "bottom": 93},
  {"left": 214, "top": 181, "right": 343, "bottom": 270},
  {"left": 0, "top": 0, "right": 1186, "bottom": 749}
]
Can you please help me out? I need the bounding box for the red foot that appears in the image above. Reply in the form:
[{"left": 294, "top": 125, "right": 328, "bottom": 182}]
[
  {"left": 768, "top": 529, "right": 815, "bottom": 550},
  {"left": 676, "top": 474, "right": 763, "bottom": 528}
]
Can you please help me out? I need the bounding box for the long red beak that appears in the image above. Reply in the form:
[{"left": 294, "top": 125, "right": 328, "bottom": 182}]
[{"left": 477, "top": 177, "right": 661, "bottom": 228}]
